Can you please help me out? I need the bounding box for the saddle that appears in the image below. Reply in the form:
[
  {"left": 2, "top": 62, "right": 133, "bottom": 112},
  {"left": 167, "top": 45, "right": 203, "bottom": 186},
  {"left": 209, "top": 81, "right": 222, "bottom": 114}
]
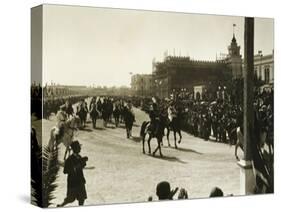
[{"left": 147, "top": 118, "right": 160, "bottom": 136}]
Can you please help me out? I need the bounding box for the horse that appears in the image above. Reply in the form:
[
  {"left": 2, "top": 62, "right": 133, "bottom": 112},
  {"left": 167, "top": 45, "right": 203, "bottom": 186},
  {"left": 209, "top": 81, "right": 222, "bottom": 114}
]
[
  {"left": 77, "top": 102, "right": 88, "bottom": 128},
  {"left": 234, "top": 120, "right": 273, "bottom": 193},
  {"left": 113, "top": 104, "right": 121, "bottom": 127},
  {"left": 234, "top": 123, "right": 272, "bottom": 161},
  {"left": 48, "top": 115, "right": 81, "bottom": 160},
  {"left": 123, "top": 106, "right": 135, "bottom": 138},
  {"left": 226, "top": 118, "right": 238, "bottom": 145},
  {"left": 140, "top": 115, "right": 166, "bottom": 157},
  {"left": 165, "top": 108, "right": 182, "bottom": 149},
  {"left": 89, "top": 102, "right": 100, "bottom": 129}
]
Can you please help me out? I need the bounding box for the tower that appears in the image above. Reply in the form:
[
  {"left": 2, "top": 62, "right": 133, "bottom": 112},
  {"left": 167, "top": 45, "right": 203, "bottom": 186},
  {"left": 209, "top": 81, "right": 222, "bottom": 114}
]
[{"left": 227, "top": 33, "right": 243, "bottom": 79}]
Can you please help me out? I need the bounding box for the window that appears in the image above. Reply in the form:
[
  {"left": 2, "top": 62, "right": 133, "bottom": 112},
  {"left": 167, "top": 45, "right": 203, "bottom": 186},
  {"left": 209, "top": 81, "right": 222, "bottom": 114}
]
[{"left": 264, "top": 67, "right": 270, "bottom": 84}]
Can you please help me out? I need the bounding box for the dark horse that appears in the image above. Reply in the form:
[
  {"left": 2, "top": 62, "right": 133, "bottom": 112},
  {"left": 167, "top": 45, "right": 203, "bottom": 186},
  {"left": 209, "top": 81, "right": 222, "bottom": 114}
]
[
  {"left": 77, "top": 102, "right": 88, "bottom": 128},
  {"left": 123, "top": 106, "right": 135, "bottom": 138},
  {"left": 89, "top": 101, "right": 100, "bottom": 129},
  {"left": 113, "top": 104, "right": 121, "bottom": 127},
  {"left": 165, "top": 114, "right": 182, "bottom": 149},
  {"left": 140, "top": 115, "right": 166, "bottom": 157}
]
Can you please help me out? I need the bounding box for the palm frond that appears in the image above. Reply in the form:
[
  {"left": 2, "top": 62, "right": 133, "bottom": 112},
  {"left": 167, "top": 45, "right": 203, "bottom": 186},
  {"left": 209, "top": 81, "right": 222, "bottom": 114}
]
[
  {"left": 41, "top": 145, "right": 60, "bottom": 207},
  {"left": 31, "top": 146, "right": 43, "bottom": 207}
]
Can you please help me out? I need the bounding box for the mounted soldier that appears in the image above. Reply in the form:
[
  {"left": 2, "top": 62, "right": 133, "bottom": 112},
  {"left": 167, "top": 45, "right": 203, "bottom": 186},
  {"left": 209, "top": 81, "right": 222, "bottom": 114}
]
[
  {"left": 89, "top": 98, "right": 99, "bottom": 129},
  {"left": 148, "top": 97, "right": 159, "bottom": 136},
  {"left": 77, "top": 99, "right": 88, "bottom": 128},
  {"left": 56, "top": 104, "right": 68, "bottom": 140},
  {"left": 65, "top": 100, "right": 74, "bottom": 118}
]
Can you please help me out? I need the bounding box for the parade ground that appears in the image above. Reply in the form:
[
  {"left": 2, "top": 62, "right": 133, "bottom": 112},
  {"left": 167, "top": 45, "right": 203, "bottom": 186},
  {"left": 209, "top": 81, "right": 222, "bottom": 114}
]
[{"left": 35, "top": 105, "right": 242, "bottom": 206}]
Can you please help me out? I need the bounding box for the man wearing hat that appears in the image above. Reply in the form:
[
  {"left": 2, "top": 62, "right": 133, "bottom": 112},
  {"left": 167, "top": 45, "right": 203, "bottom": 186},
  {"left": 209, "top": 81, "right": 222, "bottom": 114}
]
[{"left": 57, "top": 140, "right": 88, "bottom": 207}]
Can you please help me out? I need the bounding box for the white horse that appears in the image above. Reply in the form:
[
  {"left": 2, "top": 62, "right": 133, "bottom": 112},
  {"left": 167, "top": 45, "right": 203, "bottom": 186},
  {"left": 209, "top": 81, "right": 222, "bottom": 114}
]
[
  {"left": 48, "top": 115, "right": 81, "bottom": 160},
  {"left": 235, "top": 126, "right": 269, "bottom": 160}
]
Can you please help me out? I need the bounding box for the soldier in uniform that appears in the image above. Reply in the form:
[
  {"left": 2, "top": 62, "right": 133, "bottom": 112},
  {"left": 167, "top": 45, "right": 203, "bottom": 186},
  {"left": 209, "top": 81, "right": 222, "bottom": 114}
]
[
  {"left": 148, "top": 99, "right": 159, "bottom": 136},
  {"left": 65, "top": 100, "right": 74, "bottom": 118}
]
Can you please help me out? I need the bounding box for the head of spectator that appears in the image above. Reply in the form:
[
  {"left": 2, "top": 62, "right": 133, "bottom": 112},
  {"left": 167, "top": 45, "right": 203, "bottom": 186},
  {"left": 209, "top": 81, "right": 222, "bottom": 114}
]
[
  {"left": 178, "top": 188, "right": 188, "bottom": 199},
  {"left": 71, "top": 140, "right": 81, "bottom": 154},
  {"left": 156, "top": 181, "right": 178, "bottom": 200},
  {"left": 209, "top": 187, "right": 224, "bottom": 197}
]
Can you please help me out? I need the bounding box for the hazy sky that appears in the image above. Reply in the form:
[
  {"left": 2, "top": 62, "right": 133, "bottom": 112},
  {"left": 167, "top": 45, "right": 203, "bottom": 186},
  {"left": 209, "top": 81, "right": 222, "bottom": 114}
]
[{"left": 42, "top": 4, "right": 274, "bottom": 87}]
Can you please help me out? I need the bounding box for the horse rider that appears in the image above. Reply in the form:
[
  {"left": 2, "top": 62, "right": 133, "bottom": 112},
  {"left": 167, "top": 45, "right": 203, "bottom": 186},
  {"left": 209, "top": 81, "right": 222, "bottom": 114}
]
[
  {"left": 127, "top": 100, "right": 135, "bottom": 119},
  {"left": 56, "top": 104, "right": 68, "bottom": 140},
  {"left": 148, "top": 99, "right": 159, "bottom": 135},
  {"left": 89, "top": 98, "right": 99, "bottom": 128},
  {"left": 64, "top": 100, "right": 74, "bottom": 118},
  {"left": 167, "top": 101, "right": 177, "bottom": 122}
]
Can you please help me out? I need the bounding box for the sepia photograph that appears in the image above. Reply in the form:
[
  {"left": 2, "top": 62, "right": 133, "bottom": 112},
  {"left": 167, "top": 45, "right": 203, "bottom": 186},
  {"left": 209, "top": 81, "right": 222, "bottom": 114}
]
[{"left": 31, "top": 4, "right": 274, "bottom": 208}]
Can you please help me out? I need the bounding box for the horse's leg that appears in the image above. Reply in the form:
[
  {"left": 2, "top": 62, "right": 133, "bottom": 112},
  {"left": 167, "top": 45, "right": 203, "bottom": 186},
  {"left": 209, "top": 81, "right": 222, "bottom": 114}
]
[
  {"left": 178, "top": 129, "right": 182, "bottom": 144},
  {"left": 142, "top": 133, "right": 146, "bottom": 154},
  {"left": 158, "top": 137, "right": 163, "bottom": 157},
  {"left": 235, "top": 142, "right": 239, "bottom": 160},
  {"left": 147, "top": 135, "right": 152, "bottom": 154},
  {"left": 173, "top": 130, "right": 178, "bottom": 149},
  {"left": 64, "top": 147, "right": 68, "bottom": 161},
  {"left": 152, "top": 144, "right": 159, "bottom": 157},
  {"left": 166, "top": 128, "right": 171, "bottom": 147}
]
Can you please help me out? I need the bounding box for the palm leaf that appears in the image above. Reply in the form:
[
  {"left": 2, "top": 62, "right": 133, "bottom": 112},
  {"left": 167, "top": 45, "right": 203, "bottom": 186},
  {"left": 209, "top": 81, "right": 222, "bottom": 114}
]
[
  {"left": 31, "top": 145, "right": 43, "bottom": 206},
  {"left": 41, "top": 145, "right": 60, "bottom": 207}
]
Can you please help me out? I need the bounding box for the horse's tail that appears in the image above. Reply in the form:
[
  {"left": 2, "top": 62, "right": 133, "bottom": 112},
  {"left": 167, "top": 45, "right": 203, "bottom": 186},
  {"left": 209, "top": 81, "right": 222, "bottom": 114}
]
[{"left": 140, "top": 121, "right": 149, "bottom": 138}]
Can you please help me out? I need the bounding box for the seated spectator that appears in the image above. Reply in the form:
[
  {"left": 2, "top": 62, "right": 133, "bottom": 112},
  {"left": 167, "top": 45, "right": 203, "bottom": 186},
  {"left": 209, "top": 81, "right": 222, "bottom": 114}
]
[
  {"left": 178, "top": 188, "right": 188, "bottom": 199},
  {"left": 148, "top": 182, "right": 188, "bottom": 201},
  {"left": 156, "top": 181, "right": 179, "bottom": 200},
  {"left": 209, "top": 187, "right": 224, "bottom": 197}
]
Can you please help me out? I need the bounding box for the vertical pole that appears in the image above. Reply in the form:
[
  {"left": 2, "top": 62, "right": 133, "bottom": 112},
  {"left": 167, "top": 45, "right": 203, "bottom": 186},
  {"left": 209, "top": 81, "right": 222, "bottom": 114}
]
[
  {"left": 243, "top": 17, "right": 254, "bottom": 161},
  {"left": 237, "top": 17, "right": 255, "bottom": 195}
]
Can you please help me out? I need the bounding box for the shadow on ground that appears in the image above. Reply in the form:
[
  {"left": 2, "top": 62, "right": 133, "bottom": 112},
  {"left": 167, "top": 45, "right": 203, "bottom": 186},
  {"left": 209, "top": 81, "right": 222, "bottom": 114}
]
[
  {"left": 148, "top": 154, "right": 187, "bottom": 164},
  {"left": 80, "top": 128, "right": 93, "bottom": 132},
  {"left": 171, "top": 146, "right": 203, "bottom": 155},
  {"left": 130, "top": 136, "right": 142, "bottom": 142},
  {"left": 94, "top": 127, "right": 106, "bottom": 131}
]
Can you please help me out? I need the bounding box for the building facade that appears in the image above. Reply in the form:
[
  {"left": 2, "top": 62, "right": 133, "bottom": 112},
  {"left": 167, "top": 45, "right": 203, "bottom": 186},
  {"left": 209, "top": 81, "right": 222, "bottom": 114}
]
[
  {"left": 152, "top": 56, "right": 231, "bottom": 99},
  {"left": 253, "top": 51, "right": 274, "bottom": 84},
  {"left": 152, "top": 36, "right": 243, "bottom": 99},
  {"left": 131, "top": 74, "right": 153, "bottom": 97}
]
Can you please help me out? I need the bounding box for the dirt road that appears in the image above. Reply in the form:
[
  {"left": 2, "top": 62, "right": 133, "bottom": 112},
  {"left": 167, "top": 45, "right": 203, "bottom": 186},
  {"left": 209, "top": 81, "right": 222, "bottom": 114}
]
[{"left": 35, "top": 105, "right": 241, "bottom": 207}]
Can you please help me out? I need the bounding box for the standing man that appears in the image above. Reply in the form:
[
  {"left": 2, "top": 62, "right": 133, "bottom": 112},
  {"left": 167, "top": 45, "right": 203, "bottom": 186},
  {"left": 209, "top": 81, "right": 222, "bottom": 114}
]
[{"left": 57, "top": 141, "right": 88, "bottom": 207}]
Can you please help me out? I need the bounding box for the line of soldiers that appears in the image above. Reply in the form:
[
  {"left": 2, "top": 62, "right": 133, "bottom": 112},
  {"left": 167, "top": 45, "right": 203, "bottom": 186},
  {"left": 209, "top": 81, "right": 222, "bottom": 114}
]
[{"left": 43, "top": 95, "right": 89, "bottom": 119}]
